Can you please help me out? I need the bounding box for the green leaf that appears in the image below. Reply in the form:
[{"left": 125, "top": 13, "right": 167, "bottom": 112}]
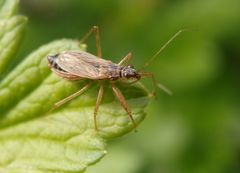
[
  {"left": 0, "top": 15, "right": 27, "bottom": 78},
  {"left": 0, "top": 0, "right": 149, "bottom": 172},
  {"left": 0, "top": 39, "right": 86, "bottom": 121},
  {"left": 0, "top": 0, "right": 19, "bottom": 19},
  {"left": 0, "top": 38, "right": 149, "bottom": 172},
  {"left": 0, "top": 0, "right": 27, "bottom": 79}
]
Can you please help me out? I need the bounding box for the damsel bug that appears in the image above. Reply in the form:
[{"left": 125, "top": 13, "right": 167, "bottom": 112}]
[{"left": 47, "top": 26, "right": 184, "bottom": 130}]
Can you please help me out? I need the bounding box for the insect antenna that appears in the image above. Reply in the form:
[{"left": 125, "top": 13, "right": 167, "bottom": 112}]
[
  {"left": 138, "top": 29, "right": 189, "bottom": 96},
  {"left": 139, "top": 29, "right": 188, "bottom": 70}
]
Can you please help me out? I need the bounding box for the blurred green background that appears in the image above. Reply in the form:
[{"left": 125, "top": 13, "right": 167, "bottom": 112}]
[{"left": 18, "top": 0, "right": 240, "bottom": 173}]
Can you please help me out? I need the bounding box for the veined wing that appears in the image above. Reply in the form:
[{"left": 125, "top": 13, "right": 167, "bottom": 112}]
[{"left": 56, "top": 51, "right": 115, "bottom": 79}]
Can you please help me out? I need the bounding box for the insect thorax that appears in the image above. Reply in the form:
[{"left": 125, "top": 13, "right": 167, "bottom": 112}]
[{"left": 99, "top": 64, "right": 122, "bottom": 80}]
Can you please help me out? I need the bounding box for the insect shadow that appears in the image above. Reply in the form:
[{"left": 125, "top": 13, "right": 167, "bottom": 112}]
[{"left": 47, "top": 26, "right": 185, "bottom": 131}]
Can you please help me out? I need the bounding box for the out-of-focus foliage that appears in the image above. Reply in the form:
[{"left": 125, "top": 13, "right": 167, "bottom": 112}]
[{"left": 18, "top": 0, "right": 240, "bottom": 173}]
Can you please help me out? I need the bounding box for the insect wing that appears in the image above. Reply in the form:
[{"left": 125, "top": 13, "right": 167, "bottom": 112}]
[{"left": 56, "top": 51, "right": 113, "bottom": 79}]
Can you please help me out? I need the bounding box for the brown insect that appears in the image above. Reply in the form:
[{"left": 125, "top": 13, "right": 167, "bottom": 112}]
[{"left": 47, "top": 26, "right": 184, "bottom": 130}]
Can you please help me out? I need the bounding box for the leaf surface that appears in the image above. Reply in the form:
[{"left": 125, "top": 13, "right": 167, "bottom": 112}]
[
  {"left": 0, "top": 1, "right": 149, "bottom": 172},
  {"left": 0, "top": 0, "right": 27, "bottom": 79}
]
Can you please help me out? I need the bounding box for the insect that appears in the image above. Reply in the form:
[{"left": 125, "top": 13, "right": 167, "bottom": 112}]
[{"left": 47, "top": 26, "right": 184, "bottom": 130}]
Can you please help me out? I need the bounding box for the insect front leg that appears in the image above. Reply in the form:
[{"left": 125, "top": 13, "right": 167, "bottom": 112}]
[
  {"left": 110, "top": 82, "right": 137, "bottom": 131},
  {"left": 49, "top": 82, "right": 93, "bottom": 113},
  {"left": 139, "top": 72, "right": 172, "bottom": 96},
  {"left": 79, "top": 26, "right": 102, "bottom": 58},
  {"left": 138, "top": 72, "right": 157, "bottom": 97},
  {"left": 93, "top": 81, "right": 104, "bottom": 130},
  {"left": 118, "top": 52, "right": 133, "bottom": 66}
]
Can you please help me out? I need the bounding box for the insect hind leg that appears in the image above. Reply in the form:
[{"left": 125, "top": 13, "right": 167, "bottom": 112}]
[
  {"left": 79, "top": 26, "right": 102, "bottom": 58},
  {"left": 48, "top": 82, "right": 93, "bottom": 113}
]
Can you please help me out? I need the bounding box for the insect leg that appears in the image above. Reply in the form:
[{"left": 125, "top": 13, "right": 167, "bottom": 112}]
[
  {"left": 49, "top": 82, "right": 93, "bottom": 112},
  {"left": 79, "top": 26, "right": 102, "bottom": 58},
  {"left": 139, "top": 72, "right": 172, "bottom": 96},
  {"left": 138, "top": 72, "right": 157, "bottom": 97},
  {"left": 111, "top": 82, "right": 137, "bottom": 130},
  {"left": 93, "top": 81, "right": 104, "bottom": 130},
  {"left": 118, "top": 52, "right": 133, "bottom": 66}
]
